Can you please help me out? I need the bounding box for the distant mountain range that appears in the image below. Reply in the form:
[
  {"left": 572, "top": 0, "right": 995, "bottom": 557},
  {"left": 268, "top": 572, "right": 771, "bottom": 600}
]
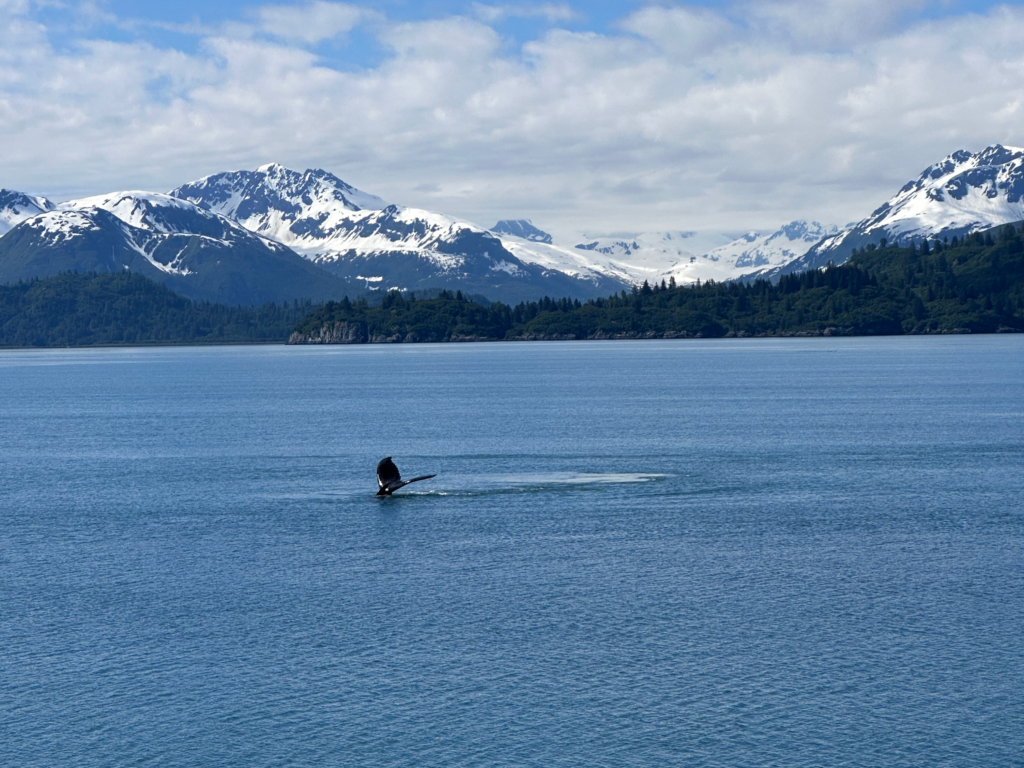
[
  {"left": 0, "top": 167, "right": 627, "bottom": 305},
  {"left": 2, "top": 145, "right": 1022, "bottom": 305},
  {"left": 765, "top": 144, "right": 1024, "bottom": 280},
  {"left": 498, "top": 145, "right": 1024, "bottom": 286},
  {"left": 170, "top": 165, "right": 629, "bottom": 304},
  {"left": 6, "top": 216, "right": 1021, "bottom": 348},
  {"left": 488, "top": 224, "right": 838, "bottom": 287},
  {"left": 0, "top": 192, "right": 348, "bottom": 305}
]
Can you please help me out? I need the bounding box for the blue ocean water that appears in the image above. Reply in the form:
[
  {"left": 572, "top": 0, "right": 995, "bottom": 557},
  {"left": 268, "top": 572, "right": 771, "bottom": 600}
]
[{"left": 1, "top": 337, "right": 1022, "bottom": 767}]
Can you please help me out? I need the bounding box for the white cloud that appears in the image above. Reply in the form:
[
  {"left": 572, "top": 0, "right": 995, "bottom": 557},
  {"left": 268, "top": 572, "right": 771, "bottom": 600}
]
[
  {"left": 0, "top": 0, "right": 31, "bottom": 14},
  {"left": 740, "top": 0, "right": 932, "bottom": 49},
  {"left": 0, "top": 2, "right": 1022, "bottom": 240},
  {"left": 620, "top": 6, "right": 734, "bottom": 59},
  {"left": 472, "top": 3, "right": 579, "bottom": 24},
  {"left": 256, "top": 1, "right": 373, "bottom": 45}
]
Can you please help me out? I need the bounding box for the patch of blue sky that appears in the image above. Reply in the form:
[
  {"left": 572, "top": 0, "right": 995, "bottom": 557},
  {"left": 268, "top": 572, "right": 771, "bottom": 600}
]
[
  {"left": 143, "top": 74, "right": 181, "bottom": 104},
  {"left": 308, "top": 27, "right": 389, "bottom": 72},
  {"left": 35, "top": 0, "right": 1024, "bottom": 65}
]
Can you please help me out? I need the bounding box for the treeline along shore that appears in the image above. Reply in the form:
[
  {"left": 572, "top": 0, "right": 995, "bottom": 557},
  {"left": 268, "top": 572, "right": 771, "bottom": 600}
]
[
  {"left": 0, "top": 271, "right": 316, "bottom": 347},
  {"left": 2, "top": 224, "right": 1022, "bottom": 347},
  {"left": 290, "top": 226, "right": 1024, "bottom": 343}
]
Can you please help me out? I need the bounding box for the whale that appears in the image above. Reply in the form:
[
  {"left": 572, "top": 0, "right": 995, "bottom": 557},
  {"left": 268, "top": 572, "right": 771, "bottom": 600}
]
[{"left": 376, "top": 457, "right": 436, "bottom": 496}]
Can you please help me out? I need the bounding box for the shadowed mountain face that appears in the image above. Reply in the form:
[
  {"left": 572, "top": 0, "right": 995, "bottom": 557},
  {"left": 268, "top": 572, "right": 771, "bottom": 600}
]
[
  {"left": 171, "top": 165, "right": 628, "bottom": 302},
  {"left": 0, "top": 194, "right": 351, "bottom": 305},
  {"left": 7, "top": 147, "right": 1022, "bottom": 301},
  {"left": 0, "top": 166, "right": 628, "bottom": 306},
  {"left": 491, "top": 219, "right": 553, "bottom": 244}
]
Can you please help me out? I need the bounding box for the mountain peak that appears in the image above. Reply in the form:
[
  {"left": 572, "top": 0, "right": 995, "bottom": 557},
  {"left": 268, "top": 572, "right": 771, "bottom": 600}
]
[
  {"left": 491, "top": 219, "right": 553, "bottom": 244},
  {"left": 778, "top": 143, "right": 1024, "bottom": 277},
  {"left": 0, "top": 189, "right": 56, "bottom": 237},
  {"left": 171, "top": 165, "right": 387, "bottom": 229},
  {"left": 698, "top": 220, "right": 838, "bottom": 273}
]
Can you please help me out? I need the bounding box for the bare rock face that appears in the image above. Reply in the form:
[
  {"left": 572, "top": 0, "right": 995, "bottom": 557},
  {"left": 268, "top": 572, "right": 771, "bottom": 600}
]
[{"left": 288, "top": 321, "right": 368, "bottom": 344}]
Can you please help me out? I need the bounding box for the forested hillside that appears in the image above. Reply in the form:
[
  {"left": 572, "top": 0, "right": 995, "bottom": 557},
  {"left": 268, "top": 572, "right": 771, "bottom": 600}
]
[
  {"left": 0, "top": 271, "right": 314, "bottom": 346},
  {"left": 290, "top": 225, "right": 1024, "bottom": 342},
  {"left": 3, "top": 224, "right": 1021, "bottom": 347}
]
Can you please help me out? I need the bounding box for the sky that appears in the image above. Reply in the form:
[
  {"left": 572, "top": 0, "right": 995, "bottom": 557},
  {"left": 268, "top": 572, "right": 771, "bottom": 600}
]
[{"left": 1, "top": 0, "right": 1023, "bottom": 239}]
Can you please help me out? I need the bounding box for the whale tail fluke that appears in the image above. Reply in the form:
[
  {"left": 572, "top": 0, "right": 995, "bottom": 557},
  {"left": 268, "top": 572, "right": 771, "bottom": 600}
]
[
  {"left": 377, "top": 457, "right": 435, "bottom": 496},
  {"left": 382, "top": 474, "right": 436, "bottom": 495}
]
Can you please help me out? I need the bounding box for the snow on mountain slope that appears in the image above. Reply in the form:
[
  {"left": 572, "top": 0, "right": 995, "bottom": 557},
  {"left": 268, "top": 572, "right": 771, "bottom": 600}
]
[
  {"left": 686, "top": 221, "right": 840, "bottom": 283},
  {"left": 178, "top": 162, "right": 386, "bottom": 218},
  {"left": 498, "top": 238, "right": 634, "bottom": 283},
  {"left": 61, "top": 191, "right": 227, "bottom": 238},
  {"left": 174, "top": 165, "right": 490, "bottom": 262},
  {"left": 491, "top": 219, "right": 553, "bottom": 244},
  {"left": 0, "top": 190, "right": 55, "bottom": 237},
  {"left": 172, "top": 163, "right": 389, "bottom": 254},
  {"left": 63, "top": 191, "right": 200, "bottom": 232},
  {"left": 0, "top": 166, "right": 842, "bottom": 298},
  {"left": 505, "top": 224, "right": 835, "bottom": 287},
  {"left": 867, "top": 144, "right": 1024, "bottom": 240},
  {"left": 11, "top": 207, "right": 196, "bottom": 277},
  {"left": 175, "top": 166, "right": 619, "bottom": 276},
  {"left": 171, "top": 166, "right": 629, "bottom": 302},
  {"left": 0, "top": 190, "right": 353, "bottom": 304},
  {"left": 568, "top": 231, "right": 734, "bottom": 285},
  {"left": 788, "top": 144, "right": 1024, "bottom": 275},
  {"left": 57, "top": 190, "right": 292, "bottom": 252},
  {"left": 174, "top": 164, "right": 824, "bottom": 291},
  {"left": 280, "top": 203, "right": 486, "bottom": 269}
]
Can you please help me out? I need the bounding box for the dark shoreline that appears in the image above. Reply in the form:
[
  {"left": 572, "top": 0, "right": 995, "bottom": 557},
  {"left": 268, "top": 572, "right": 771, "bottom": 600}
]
[
  {"left": 4, "top": 327, "right": 1022, "bottom": 351},
  {"left": 4, "top": 230, "right": 1023, "bottom": 348}
]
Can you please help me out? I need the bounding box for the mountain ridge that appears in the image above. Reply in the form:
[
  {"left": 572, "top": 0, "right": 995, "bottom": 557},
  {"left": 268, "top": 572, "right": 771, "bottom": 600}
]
[
  {"left": 0, "top": 193, "right": 353, "bottom": 305},
  {"left": 5, "top": 145, "right": 1024, "bottom": 303},
  {"left": 171, "top": 166, "right": 627, "bottom": 303},
  {"left": 774, "top": 144, "right": 1024, "bottom": 279}
]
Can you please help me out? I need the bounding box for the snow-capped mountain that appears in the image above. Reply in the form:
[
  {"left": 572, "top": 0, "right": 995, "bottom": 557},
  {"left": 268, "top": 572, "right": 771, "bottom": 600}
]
[
  {"left": 690, "top": 221, "right": 840, "bottom": 283},
  {"left": 491, "top": 219, "right": 553, "bottom": 244},
  {"left": 172, "top": 164, "right": 502, "bottom": 266},
  {"left": 502, "top": 223, "right": 838, "bottom": 287},
  {"left": 505, "top": 230, "right": 731, "bottom": 286},
  {"left": 172, "top": 165, "right": 627, "bottom": 302},
  {"left": 493, "top": 236, "right": 640, "bottom": 284},
  {"left": 787, "top": 144, "right": 1024, "bottom": 276},
  {"left": 574, "top": 231, "right": 719, "bottom": 283},
  {"left": 0, "top": 190, "right": 55, "bottom": 237},
  {"left": 0, "top": 191, "right": 350, "bottom": 304},
  {"left": 172, "top": 163, "right": 386, "bottom": 239},
  {"left": 25, "top": 144, "right": 1019, "bottom": 304}
]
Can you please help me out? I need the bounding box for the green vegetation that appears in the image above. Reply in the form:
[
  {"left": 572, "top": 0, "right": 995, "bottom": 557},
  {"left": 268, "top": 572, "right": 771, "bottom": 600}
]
[
  {"left": 290, "top": 290, "right": 515, "bottom": 343},
  {"left": 2, "top": 224, "right": 1022, "bottom": 347},
  {"left": 292, "top": 225, "right": 1024, "bottom": 342},
  {"left": 0, "top": 271, "right": 314, "bottom": 346}
]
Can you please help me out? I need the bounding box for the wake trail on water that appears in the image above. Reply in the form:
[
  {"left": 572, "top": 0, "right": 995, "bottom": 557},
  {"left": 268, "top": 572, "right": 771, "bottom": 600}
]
[
  {"left": 258, "top": 473, "right": 671, "bottom": 503},
  {"left": 392, "top": 472, "right": 670, "bottom": 499}
]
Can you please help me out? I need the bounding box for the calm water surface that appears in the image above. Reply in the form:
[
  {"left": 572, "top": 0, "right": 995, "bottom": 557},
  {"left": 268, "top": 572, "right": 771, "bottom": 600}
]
[{"left": 1, "top": 338, "right": 1022, "bottom": 767}]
